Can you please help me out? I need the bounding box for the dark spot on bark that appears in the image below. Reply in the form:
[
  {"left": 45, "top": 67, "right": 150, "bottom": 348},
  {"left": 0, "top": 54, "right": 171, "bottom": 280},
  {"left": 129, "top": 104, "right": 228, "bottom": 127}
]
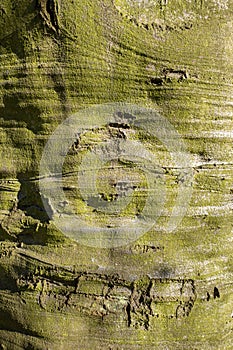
[
  {"left": 126, "top": 302, "right": 131, "bottom": 327},
  {"left": 109, "top": 122, "right": 130, "bottom": 129},
  {"left": 150, "top": 77, "right": 164, "bottom": 86},
  {"left": 214, "top": 287, "right": 220, "bottom": 299}
]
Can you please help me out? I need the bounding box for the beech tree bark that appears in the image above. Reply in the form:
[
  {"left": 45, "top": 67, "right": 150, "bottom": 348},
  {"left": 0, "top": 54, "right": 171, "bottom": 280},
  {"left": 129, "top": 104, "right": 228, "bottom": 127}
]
[{"left": 0, "top": 1, "right": 233, "bottom": 349}]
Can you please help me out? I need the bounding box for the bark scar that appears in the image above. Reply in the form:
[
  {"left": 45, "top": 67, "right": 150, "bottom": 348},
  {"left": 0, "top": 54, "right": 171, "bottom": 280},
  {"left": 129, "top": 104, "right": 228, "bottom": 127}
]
[{"left": 37, "top": 0, "right": 60, "bottom": 33}]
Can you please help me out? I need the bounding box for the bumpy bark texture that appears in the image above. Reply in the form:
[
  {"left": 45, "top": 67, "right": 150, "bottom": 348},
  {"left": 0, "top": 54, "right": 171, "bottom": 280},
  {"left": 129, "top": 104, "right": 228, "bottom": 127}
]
[{"left": 0, "top": 0, "right": 233, "bottom": 349}]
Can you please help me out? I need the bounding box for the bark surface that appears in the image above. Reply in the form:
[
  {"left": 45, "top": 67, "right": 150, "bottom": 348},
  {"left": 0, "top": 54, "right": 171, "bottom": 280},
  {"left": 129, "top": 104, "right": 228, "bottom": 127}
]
[{"left": 0, "top": 0, "right": 233, "bottom": 349}]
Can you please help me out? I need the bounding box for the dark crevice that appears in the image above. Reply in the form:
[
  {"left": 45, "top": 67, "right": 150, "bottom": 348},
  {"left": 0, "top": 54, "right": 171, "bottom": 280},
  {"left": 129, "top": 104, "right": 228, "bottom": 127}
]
[
  {"left": 214, "top": 287, "right": 220, "bottom": 299},
  {"left": 37, "top": 0, "right": 60, "bottom": 33},
  {"left": 109, "top": 122, "right": 130, "bottom": 129},
  {"left": 126, "top": 302, "right": 131, "bottom": 327}
]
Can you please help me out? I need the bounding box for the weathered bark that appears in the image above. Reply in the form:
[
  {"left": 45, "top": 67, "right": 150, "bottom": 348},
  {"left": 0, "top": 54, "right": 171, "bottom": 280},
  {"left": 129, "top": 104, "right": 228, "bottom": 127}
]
[{"left": 0, "top": 0, "right": 233, "bottom": 349}]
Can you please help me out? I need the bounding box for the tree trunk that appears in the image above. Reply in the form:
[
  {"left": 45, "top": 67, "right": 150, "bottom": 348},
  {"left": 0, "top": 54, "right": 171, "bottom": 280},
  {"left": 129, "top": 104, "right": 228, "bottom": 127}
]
[{"left": 0, "top": 0, "right": 233, "bottom": 349}]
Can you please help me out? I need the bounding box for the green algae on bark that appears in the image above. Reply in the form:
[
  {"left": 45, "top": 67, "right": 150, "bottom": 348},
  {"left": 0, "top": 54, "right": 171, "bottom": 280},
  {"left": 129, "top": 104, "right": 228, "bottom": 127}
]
[{"left": 0, "top": 0, "right": 233, "bottom": 348}]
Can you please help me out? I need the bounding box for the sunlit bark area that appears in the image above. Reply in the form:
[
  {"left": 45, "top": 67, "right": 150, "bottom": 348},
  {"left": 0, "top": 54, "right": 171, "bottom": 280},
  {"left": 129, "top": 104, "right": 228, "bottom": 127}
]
[{"left": 0, "top": 1, "right": 233, "bottom": 349}]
